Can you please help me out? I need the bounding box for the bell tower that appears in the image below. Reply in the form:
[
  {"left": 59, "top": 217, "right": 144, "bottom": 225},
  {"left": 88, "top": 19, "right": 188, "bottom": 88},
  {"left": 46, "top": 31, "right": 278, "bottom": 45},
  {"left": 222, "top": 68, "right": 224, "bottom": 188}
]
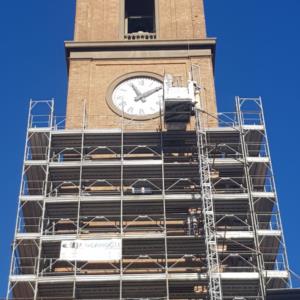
[
  {"left": 65, "top": 0, "right": 217, "bottom": 129},
  {"left": 7, "top": 1, "right": 292, "bottom": 300},
  {"left": 74, "top": 0, "right": 207, "bottom": 41}
]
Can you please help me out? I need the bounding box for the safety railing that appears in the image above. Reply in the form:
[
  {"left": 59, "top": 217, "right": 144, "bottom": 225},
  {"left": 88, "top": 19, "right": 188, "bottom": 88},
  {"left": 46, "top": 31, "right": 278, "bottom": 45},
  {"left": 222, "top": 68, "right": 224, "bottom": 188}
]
[
  {"left": 209, "top": 111, "right": 262, "bottom": 128},
  {"left": 239, "top": 111, "right": 264, "bottom": 126},
  {"left": 53, "top": 115, "right": 162, "bottom": 132},
  {"left": 11, "top": 256, "right": 38, "bottom": 276},
  {"left": 17, "top": 216, "right": 42, "bottom": 233},
  {"left": 124, "top": 32, "right": 157, "bottom": 40},
  {"left": 246, "top": 143, "right": 268, "bottom": 158},
  {"left": 211, "top": 176, "right": 275, "bottom": 194},
  {"left": 50, "top": 145, "right": 162, "bottom": 163},
  {"left": 215, "top": 214, "right": 252, "bottom": 231},
  {"left": 208, "top": 142, "right": 268, "bottom": 158},
  {"left": 20, "top": 177, "right": 201, "bottom": 197},
  {"left": 21, "top": 180, "right": 46, "bottom": 196},
  {"left": 25, "top": 146, "right": 49, "bottom": 161},
  {"left": 263, "top": 253, "right": 287, "bottom": 271},
  {"left": 256, "top": 213, "right": 281, "bottom": 231},
  {"left": 17, "top": 212, "right": 282, "bottom": 238},
  {"left": 20, "top": 175, "right": 276, "bottom": 197},
  {"left": 24, "top": 142, "right": 270, "bottom": 163},
  {"left": 27, "top": 110, "right": 266, "bottom": 131},
  {"left": 38, "top": 214, "right": 197, "bottom": 236},
  {"left": 215, "top": 213, "right": 281, "bottom": 232},
  {"left": 213, "top": 112, "right": 239, "bottom": 127},
  {"left": 212, "top": 176, "right": 247, "bottom": 194},
  {"left": 12, "top": 252, "right": 288, "bottom": 278},
  {"left": 250, "top": 176, "right": 275, "bottom": 193},
  {"left": 11, "top": 254, "right": 206, "bottom": 276},
  {"left": 29, "top": 115, "right": 53, "bottom": 128}
]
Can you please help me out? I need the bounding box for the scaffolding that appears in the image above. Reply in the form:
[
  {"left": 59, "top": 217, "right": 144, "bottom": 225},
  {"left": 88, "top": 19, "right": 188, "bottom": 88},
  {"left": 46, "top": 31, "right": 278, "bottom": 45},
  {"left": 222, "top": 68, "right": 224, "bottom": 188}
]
[{"left": 7, "top": 88, "right": 290, "bottom": 299}]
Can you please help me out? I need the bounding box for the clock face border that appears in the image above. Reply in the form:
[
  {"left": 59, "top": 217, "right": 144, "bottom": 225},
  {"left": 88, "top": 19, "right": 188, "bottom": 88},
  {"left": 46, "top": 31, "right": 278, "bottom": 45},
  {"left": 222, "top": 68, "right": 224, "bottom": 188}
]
[{"left": 106, "top": 72, "right": 164, "bottom": 121}]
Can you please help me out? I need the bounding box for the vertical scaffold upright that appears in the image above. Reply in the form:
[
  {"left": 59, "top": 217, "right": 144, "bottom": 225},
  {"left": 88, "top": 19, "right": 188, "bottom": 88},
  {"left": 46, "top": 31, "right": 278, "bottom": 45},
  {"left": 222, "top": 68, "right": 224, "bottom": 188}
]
[{"left": 195, "top": 88, "right": 223, "bottom": 300}]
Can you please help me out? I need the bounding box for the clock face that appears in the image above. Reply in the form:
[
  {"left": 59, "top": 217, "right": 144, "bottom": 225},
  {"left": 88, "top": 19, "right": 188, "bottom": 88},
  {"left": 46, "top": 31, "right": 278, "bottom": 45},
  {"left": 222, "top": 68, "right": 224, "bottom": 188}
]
[{"left": 110, "top": 76, "right": 163, "bottom": 120}]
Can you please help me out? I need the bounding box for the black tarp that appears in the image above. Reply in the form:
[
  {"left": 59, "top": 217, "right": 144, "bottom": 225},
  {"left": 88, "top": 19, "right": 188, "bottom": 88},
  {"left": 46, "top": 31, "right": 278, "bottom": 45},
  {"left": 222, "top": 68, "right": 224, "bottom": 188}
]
[{"left": 267, "top": 288, "right": 300, "bottom": 300}]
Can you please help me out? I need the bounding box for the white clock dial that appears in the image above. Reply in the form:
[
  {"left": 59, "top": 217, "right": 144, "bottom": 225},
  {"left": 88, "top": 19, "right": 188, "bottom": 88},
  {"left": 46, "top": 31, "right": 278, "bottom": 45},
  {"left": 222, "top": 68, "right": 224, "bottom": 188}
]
[{"left": 111, "top": 76, "right": 163, "bottom": 119}]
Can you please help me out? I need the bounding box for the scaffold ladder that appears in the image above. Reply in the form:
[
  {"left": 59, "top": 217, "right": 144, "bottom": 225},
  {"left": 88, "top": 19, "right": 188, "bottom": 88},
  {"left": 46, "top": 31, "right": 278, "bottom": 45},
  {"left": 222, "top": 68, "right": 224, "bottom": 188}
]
[{"left": 195, "top": 95, "right": 223, "bottom": 300}]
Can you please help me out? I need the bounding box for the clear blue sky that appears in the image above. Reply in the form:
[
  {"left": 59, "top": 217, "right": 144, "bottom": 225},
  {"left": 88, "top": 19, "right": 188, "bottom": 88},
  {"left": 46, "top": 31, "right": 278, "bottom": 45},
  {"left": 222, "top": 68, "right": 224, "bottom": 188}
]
[{"left": 0, "top": 0, "right": 299, "bottom": 296}]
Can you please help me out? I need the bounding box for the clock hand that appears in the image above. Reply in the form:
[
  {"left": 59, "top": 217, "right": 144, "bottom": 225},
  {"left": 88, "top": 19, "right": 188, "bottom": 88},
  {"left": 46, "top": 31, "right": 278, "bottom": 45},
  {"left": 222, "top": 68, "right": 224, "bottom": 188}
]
[
  {"left": 131, "top": 83, "right": 147, "bottom": 102},
  {"left": 134, "top": 86, "right": 162, "bottom": 102},
  {"left": 131, "top": 83, "right": 142, "bottom": 97}
]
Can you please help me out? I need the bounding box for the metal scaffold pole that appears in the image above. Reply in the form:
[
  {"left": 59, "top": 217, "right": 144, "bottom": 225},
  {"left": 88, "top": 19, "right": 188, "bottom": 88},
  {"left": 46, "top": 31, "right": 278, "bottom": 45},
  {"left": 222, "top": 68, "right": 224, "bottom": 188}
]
[
  {"left": 159, "top": 105, "right": 170, "bottom": 300},
  {"left": 235, "top": 96, "right": 266, "bottom": 300},
  {"left": 194, "top": 90, "right": 223, "bottom": 300},
  {"left": 257, "top": 96, "right": 291, "bottom": 288},
  {"left": 33, "top": 100, "right": 55, "bottom": 300},
  {"left": 120, "top": 103, "right": 125, "bottom": 300}
]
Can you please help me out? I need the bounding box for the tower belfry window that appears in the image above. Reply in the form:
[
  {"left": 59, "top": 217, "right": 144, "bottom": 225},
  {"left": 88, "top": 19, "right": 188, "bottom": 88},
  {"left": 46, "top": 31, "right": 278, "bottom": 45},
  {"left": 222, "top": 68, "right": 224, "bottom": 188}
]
[{"left": 125, "top": 0, "right": 156, "bottom": 39}]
